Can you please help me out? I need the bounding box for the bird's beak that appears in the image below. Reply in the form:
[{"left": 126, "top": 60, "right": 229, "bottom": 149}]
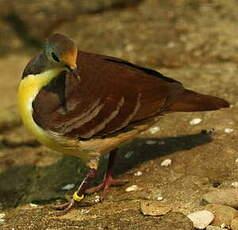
[{"left": 64, "top": 64, "right": 78, "bottom": 76}]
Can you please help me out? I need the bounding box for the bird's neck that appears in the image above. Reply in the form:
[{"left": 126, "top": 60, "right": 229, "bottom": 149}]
[{"left": 18, "top": 68, "right": 64, "bottom": 147}]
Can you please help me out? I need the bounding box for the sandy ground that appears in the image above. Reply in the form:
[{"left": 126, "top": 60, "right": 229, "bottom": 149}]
[{"left": 0, "top": 0, "right": 237, "bottom": 229}]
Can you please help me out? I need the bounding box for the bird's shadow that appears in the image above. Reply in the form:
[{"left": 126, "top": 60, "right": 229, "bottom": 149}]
[{"left": 0, "top": 131, "right": 212, "bottom": 209}]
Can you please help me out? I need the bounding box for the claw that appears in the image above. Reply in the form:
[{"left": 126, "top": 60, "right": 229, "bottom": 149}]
[
  {"left": 51, "top": 199, "right": 76, "bottom": 214},
  {"left": 86, "top": 177, "right": 128, "bottom": 194}
]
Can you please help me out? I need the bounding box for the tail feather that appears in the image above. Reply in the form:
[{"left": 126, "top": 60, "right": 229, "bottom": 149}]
[{"left": 167, "top": 89, "right": 229, "bottom": 112}]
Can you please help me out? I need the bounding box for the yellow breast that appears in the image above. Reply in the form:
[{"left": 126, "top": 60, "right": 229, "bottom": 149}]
[
  {"left": 17, "top": 68, "right": 128, "bottom": 160},
  {"left": 17, "top": 68, "right": 73, "bottom": 153}
]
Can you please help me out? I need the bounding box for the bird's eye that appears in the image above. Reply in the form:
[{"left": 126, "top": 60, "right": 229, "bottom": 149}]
[{"left": 51, "top": 52, "right": 60, "bottom": 62}]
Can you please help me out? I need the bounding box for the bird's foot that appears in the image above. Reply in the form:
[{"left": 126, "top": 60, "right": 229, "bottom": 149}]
[
  {"left": 53, "top": 199, "right": 76, "bottom": 214},
  {"left": 52, "top": 192, "right": 84, "bottom": 215},
  {"left": 86, "top": 176, "right": 128, "bottom": 194}
]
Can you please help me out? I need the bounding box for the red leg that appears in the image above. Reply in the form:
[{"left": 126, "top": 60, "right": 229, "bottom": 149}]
[
  {"left": 53, "top": 168, "right": 97, "bottom": 213},
  {"left": 86, "top": 149, "right": 128, "bottom": 194}
]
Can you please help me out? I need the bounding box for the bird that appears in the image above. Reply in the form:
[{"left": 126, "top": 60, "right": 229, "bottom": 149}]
[{"left": 18, "top": 33, "right": 229, "bottom": 213}]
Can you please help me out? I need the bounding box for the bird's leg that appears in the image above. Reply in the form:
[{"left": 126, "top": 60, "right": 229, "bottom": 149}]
[
  {"left": 86, "top": 148, "right": 128, "bottom": 194},
  {"left": 53, "top": 158, "right": 99, "bottom": 213}
]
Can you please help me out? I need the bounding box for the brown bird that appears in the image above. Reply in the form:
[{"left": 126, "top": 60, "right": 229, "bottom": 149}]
[{"left": 18, "top": 33, "right": 229, "bottom": 212}]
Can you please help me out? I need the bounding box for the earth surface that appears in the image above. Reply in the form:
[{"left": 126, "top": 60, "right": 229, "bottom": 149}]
[{"left": 0, "top": 0, "right": 237, "bottom": 229}]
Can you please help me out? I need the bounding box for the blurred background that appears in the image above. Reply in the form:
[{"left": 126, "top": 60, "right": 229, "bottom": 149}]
[{"left": 0, "top": 0, "right": 237, "bottom": 229}]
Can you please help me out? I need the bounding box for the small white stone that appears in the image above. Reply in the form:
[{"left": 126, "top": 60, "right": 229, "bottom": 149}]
[
  {"left": 0, "top": 219, "right": 4, "bottom": 223},
  {"left": 149, "top": 126, "right": 160, "bottom": 134},
  {"left": 0, "top": 213, "right": 5, "bottom": 219},
  {"left": 189, "top": 118, "right": 202, "bottom": 125},
  {"left": 81, "top": 209, "right": 90, "bottom": 214},
  {"left": 224, "top": 128, "right": 234, "bottom": 133},
  {"left": 158, "top": 140, "right": 165, "bottom": 145},
  {"left": 124, "top": 151, "right": 134, "bottom": 159},
  {"left": 125, "top": 185, "right": 139, "bottom": 192},
  {"left": 161, "top": 159, "right": 172, "bottom": 167},
  {"left": 235, "top": 158, "right": 238, "bottom": 163},
  {"left": 146, "top": 140, "right": 157, "bottom": 145},
  {"left": 29, "top": 203, "right": 38, "bottom": 207},
  {"left": 231, "top": 182, "right": 238, "bottom": 188},
  {"left": 220, "top": 223, "right": 226, "bottom": 228},
  {"left": 206, "top": 226, "right": 223, "bottom": 230},
  {"left": 157, "top": 196, "right": 163, "bottom": 201},
  {"left": 134, "top": 171, "right": 142, "bottom": 176},
  {"left": 61, "top": 184, "right": 75, "bottom": 190},
  {"left": 94, "top": 195, "right": 101, "bottom": 203},
  {"left": 187, "top": 210, "right": 214, "bottom": 229}
]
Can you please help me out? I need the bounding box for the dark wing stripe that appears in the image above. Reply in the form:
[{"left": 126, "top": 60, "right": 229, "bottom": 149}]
[
  {"left": 120, "top": 93, "right": 141, "bottom": 126},
  {"left": 109, "top": 93, "right": 141, "bottom": 133},
  {"left": 80, "top": 97, "right": 125, "bottom": 138},
  {"left": 97, "top": 93, "right": 140, "bottom": 136},
  {"left": 57, "top": 98, "right": 102, "bottom": 132},
  {"left": 66, "top": 96, "right": 125, "bottom": 138}
]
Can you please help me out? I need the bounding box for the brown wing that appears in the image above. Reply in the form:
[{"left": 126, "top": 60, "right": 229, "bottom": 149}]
[{"left": 32, "top": 51, "right": 186, "bottom": 139}]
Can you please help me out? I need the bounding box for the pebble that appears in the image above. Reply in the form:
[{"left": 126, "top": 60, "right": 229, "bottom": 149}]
[
  {"left": 220, "top": 223, "right": 226, "bottom": 228},
  {"left": 235, "top": 158, "right": 238, "bottom": 163},
  {"left": 140, "top": 200, "right": 171, "bottom": 216},
  {"left": 125, "top": 185, "right": 139, "bottom": 192},
  {"left": 124, "top": 151, "right": 134, "bottom": 159},
  {"left": 189, "top": 118, "right": 202, "bottom": 125},
  {"left": 94, "top": 195, "right": 101, "bottom": 203},
  {"left": 231, "top": 182, "right": 238, "bottom": 188},
  {"left": 206, "top": 226, "right": 223, "bottom": 230},
  {"left": 29, "top": 203, "right": 38, "bottom": 207},
  {"left": 0, "top": 213, "right": 5, "bottom": 223},
  {"left": 203, "top": 189, "right": 238, "bottom": 208},
  {"left": 224, "top": 128, "right": 234, "bottom": 133},
  {"left": 161, "top": 159, "right": 172, "bottom": 167},
  {"left": 149, "top": 126, "right": 160, "bottom": 134},
  {"left": 205, "top": 204, "right": 238, "bottom": 227},
  {"left": 187, "top": 210, "right": 214, "bottom": 229},
  {"left": 134, "top": 171, "right": 142, "bottom": 176},
  {"left": 80, "top": 209, "right": 90, "bottom": 214},
  {"left": 61, "top": 184, "right": 75, "bottom": 190},
  {"left": 157, "top": 196, "right": 163, "bottom": 201},
  {"left": 146, "top": 140, "right": 157, "bottom": 145}
]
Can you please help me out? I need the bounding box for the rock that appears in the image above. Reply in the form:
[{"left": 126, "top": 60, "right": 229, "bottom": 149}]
[
  {"left": 134, "top": 171, "right": 142, "bottom": 176},
  {"left": 156, "top": 212, "right": 194, "bottom": 230},
  {"left": 161, "top": 159, "right": 172, "bottom": 167},
  {"left": 224, "top": 128, "right": 234, "bottom": 133},
  {"left": 232, "top": 182, "right": 238, "bottom": 188},
  {"left": 189, "top": 118, "right": 202, "bottom": 125},
  {"left": 61, "top": 184, "right": 75, "bottom": 191},
  {"left": 203, "top": 189, "right": 238, "bottom": 208},
  {"left": 125, "top": 185, "right": 139, "bottom": 192},
  {"left": 205, "top": 204, "right": 238, "bottom": 227},
  {"left": 140, "top": 200, "right": 171, "bottom": 216},
  {"left": 145, "top": 140, "right": 157, "bottom": 145},
  {"left": 206, "top": 226, "right": 223, "bottom": 230},
  {"left": 148, "top": 126, "right": 160, "bottom": 134},
  {"left": 231, "top": 217, "right": 238, "bottom": 230},
  {"left": 187, "top": 210, "right": 214, "bottom": 229}
]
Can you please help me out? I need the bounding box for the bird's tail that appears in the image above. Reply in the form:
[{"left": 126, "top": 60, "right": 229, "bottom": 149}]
[{"left": 166, "top": 89, "right": 229, "bottom": 112}]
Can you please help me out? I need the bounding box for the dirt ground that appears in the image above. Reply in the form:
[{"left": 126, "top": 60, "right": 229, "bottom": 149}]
[{"left": 0, "top": 0, "right": 237, "bottom": 229}]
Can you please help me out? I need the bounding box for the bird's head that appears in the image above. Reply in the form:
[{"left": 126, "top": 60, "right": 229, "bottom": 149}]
[{"left": 44, "top": 33, "right": 78, "bottom": 73}]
